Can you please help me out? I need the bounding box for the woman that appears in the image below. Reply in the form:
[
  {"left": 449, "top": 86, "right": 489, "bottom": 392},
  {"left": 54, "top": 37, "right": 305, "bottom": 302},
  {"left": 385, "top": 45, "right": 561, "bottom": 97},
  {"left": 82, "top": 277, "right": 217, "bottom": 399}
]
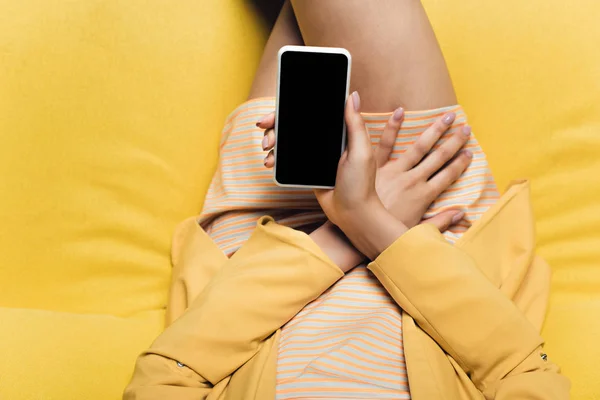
[{"left": 124, "top": 1, "right": 570, "bottom": 399}]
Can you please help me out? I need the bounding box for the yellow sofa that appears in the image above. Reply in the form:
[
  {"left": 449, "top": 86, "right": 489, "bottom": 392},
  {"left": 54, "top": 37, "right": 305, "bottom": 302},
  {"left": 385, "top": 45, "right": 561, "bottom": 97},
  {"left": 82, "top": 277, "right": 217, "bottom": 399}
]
[{"left": 0, "top": 1, "right": 598, "bottom": 399}]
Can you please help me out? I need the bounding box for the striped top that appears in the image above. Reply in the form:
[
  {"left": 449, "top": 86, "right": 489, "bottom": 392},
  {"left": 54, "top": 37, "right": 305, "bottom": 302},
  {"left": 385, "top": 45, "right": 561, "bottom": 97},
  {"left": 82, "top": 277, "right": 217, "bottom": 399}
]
[{"left": 199, "top": 98, "right": 499, "bottom": 399}]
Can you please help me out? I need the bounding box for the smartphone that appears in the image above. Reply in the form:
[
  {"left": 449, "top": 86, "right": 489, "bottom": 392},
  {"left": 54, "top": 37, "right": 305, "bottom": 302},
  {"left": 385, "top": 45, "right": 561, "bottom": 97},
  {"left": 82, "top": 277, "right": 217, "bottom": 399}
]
[{"left": 274, "top": 45, "right": 352, "bottom": 188}]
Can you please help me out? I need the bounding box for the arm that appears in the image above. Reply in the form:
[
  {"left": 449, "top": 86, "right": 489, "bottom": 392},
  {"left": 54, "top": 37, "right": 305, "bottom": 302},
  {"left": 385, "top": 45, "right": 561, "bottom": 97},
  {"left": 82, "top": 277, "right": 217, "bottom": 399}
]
[
  {"left": 367, "top": 222, "right": 570, "bottom": 400},
  {"left": 124, "top": 217, "right": 344, "bottom": 399},
  {"left": 260, "top": 103, "right": 472, "bottom": 275},
  {"left": 165, "top": 218, "right": 361, "bottom": 327},
  {"left": 304, "top": 93, "right": 569, "bottom": 399}
]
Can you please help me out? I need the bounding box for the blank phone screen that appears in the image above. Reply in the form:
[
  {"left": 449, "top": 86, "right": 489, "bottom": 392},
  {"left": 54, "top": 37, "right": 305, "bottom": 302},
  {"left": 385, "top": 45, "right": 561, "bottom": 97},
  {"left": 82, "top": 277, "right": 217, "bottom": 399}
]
[{"left": 275, "top": 50, "right": 349, "bottom": 187}]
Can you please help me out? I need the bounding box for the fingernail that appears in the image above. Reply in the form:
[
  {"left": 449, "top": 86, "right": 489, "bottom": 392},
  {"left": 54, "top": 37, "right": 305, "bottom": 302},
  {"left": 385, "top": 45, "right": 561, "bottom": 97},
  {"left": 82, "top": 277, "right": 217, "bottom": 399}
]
[
  {"left": 464, "top": 150, "right": 473, "bottom": 158},
  {"left": 352, "top": 91, "right": 361, "bottom": 112},
  {"left": 462, "top": 125, "right": 472, "bottom": 137},
  {"left": 263, "top": 155, "right": 269, "bottom": 166},
  {"left": 262, "top": 136, "right": 269, "bottom": 150},
  {"left": 256, "top": 117, "right": 265, "bottom": 127},
  {"left": 452, "top": 212, "right": 465, "bottom": 224},
  {"left": 442, "top": 112, "right": 456, "bottom": 125},
  {"left": 392, "top": 107, "right": 404, "bottom": 122}
]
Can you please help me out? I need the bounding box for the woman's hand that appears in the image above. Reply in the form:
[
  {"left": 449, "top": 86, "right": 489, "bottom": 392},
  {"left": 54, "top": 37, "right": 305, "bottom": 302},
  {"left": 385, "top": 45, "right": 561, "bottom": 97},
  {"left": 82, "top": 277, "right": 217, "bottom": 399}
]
[
  {"left": 373, "top": 108, "right": 472, "bottom": 229},
  {"left": 258, "top": 94, "right": 384, "bottom": 232},
  {"left": 260, "top": 92, "right": 406, "bottom": 259},
  {"left": 308, "top": 92, "right": 404, "bottom": 259}
]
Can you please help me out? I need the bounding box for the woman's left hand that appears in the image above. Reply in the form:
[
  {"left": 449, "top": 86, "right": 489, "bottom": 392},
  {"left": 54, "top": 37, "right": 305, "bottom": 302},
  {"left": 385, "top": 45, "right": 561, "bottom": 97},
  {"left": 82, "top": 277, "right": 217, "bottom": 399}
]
[
  {"left": 259, "top": 92, "right": 402, "bottom": 259},
  {"left": 310, "top": 92, "right": 385, "bottom": 232}
]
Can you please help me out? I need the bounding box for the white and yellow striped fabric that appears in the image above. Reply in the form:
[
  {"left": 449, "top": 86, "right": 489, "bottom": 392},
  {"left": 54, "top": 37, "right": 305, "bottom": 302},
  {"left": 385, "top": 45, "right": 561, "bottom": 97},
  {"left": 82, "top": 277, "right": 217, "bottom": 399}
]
[{"left": 199, "top": 97, "right": 499, "bottom": 399}]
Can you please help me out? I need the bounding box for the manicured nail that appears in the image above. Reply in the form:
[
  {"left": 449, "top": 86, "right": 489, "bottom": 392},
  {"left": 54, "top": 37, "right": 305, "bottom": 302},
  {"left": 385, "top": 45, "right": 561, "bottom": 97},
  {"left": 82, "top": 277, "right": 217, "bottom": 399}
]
[
  {"left": 392, "top": 107, "right": 404, "bottom": 122},
  {"left": 256, "top": 117, "right": 265, "bottom": 127},
  {"left": 352, "top": 91, "right": 361, "bottom": 112},
  {"left": 464, "top": 150, "right": 473, "bottom": 158},
  {"left": 462, "top": 125, "right": 472, "bottom": 137},
  {"left": 452, "top": 211, "right": 465, "bottom": 224},
  {"left": 262, "top": 135, "right": 269, "bottom": 150},
  {"left": 442, "top": 112, "right": 456, "bottom": 125}
]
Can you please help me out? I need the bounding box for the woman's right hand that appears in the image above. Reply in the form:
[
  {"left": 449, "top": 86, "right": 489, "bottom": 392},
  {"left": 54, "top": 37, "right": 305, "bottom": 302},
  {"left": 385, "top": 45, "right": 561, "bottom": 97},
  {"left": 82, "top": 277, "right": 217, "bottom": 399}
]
[{"left": 310, "top": 92, "right": 401, "bottom": 259}]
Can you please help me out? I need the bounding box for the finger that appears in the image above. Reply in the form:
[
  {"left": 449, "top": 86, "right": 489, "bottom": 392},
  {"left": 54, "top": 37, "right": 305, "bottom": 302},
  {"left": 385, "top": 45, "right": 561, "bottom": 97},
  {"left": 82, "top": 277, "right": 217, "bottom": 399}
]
[
  {"left": 345, "top": 91, "right": 372, "bottom": 161},
  {"left": 414, "top": 125, "right": 471, "bottom": 178},
  {"left": 375, "top": 107, "right": 404, "bottom": 167},
  {"left": 262, "top": 129, "right": 275, "bottom": 151},
  {"left": 263, "top": 149, "right": 274, "bottom": 168},
  {"left": 421, "top": 210, "right": 464, "bottom": 232},
  {"left": 256, "top": 112, "right": 275, "bottom": 129},
  {"left": 427, "top": 149, "right": 473, "bottom": 195},
  {"left": 398, "top": 112, "right": 456, "bottom": 170}
]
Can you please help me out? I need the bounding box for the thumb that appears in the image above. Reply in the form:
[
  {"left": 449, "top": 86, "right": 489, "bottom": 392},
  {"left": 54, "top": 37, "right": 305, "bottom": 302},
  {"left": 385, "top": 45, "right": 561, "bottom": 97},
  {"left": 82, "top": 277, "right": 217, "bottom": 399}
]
[
  {"left": 345, "top": 91, "right": 371, "bottom": 159},
  {"left": 421, "top": 210, "right": 464, "bottom": 232}
]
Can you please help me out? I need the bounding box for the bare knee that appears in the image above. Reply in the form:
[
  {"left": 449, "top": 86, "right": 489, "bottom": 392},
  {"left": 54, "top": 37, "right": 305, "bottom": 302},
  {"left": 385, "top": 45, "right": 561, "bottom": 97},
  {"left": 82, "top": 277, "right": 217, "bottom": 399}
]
[{"left": 290, "top": 0, "right": 457, "bottom": 111}]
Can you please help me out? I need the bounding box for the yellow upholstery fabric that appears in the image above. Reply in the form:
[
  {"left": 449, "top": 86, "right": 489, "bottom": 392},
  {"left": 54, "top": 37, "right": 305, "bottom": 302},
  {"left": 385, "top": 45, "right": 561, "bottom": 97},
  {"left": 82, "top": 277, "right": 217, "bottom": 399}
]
[
  {"left": 0, "top": 0, "right": 598, "bottom": 399},
  {"left": 0, "top": 0, "right": 266, "bottom": 398},
  {"left": 423, "top": 2, "right": 600, "bottom": 398},
  {"left": 0, "top": 308, "right": 163, "bottom": 398}
]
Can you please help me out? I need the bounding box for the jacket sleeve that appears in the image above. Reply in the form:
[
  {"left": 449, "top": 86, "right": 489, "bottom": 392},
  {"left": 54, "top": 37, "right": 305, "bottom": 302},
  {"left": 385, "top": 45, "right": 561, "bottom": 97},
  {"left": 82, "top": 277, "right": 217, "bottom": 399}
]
[
  {"left": 123, "top": 217, "right": 343, "bottom": 400},
  {"left": 367, "top": 224, "right": 570, "bottom": 400}
]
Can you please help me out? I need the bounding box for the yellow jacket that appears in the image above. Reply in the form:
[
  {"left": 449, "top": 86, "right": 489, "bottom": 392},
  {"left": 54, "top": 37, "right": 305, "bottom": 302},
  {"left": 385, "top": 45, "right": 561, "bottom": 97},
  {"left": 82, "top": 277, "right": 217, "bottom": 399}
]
[{"left": 124, "top": 181, "right": 570, "bottom": 399}]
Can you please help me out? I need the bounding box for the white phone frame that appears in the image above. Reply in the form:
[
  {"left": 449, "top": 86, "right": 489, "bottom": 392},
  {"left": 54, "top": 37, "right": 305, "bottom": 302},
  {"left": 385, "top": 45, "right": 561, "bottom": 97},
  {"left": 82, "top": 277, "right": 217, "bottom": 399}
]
[{"left": 273, "top": 45, "right": 352, "bottom": 189}]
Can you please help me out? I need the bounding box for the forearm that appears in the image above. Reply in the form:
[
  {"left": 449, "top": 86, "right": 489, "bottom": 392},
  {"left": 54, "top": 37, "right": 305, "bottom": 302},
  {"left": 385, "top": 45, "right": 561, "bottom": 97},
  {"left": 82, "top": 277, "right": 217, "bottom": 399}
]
[
  {"left": 309, "top": 221, "right": 364, "bottom": 272},
  {"left": 333, "top": 204, "right": 409, "bottom": 262},
  {"left": 125, "top": 217, "right": 344, "bottom": 397},
  {"left": 366, "top": 224, "right": 568, "bottom": 397}
]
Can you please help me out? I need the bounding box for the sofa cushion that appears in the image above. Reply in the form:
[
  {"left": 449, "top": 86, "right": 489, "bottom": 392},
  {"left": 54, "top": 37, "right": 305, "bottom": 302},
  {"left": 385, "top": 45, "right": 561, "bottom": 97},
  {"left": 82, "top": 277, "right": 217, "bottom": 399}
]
[
  {"left": 424, "top": 1, "right": 600, "bottom": 397},
  {"left": 0, "top": 307, "right": 163, "bottom": 399},
  {"left": 0, "top": 0, "right": 265, "bottom": 398}
]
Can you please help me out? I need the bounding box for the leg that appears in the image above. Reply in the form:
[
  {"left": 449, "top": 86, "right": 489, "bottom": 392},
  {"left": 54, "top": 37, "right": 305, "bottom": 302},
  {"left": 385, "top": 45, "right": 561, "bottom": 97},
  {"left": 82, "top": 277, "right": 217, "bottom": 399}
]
[
  {"left": 248, "top": 1, "right": 303, "bottom": 99},
  {"left": 290, "top": 0, "right": 456, "bottom": 111}
]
